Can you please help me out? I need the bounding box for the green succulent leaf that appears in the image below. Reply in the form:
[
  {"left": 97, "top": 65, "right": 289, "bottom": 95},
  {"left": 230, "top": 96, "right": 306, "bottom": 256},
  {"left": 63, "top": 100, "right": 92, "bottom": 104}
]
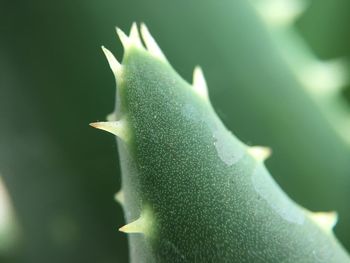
[
  {"left": 249, "top": 0, "right": 350, "bottom": 246},
  {"left": 92, "top": 24, "right": 350, "bottom": 263}
]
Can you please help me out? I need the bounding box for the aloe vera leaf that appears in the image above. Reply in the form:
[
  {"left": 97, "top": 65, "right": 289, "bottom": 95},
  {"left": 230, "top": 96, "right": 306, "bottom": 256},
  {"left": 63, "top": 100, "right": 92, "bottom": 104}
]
[
  {"left": 92, "top": 24, "right": 350, "bottom": 263},
  {"left": 249, "top": 0, "right": 350, "bottom": 247}
]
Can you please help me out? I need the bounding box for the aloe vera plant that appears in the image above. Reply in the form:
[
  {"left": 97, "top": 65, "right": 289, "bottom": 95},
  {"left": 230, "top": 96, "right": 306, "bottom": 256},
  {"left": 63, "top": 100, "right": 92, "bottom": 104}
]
[
  {"left": 251, "top": 0, "right": 350, "bottom": 143},
  {"left": 248, "top": 0, "right": 350, "bottom": 246},
  {"left": 91, "top": 24, "right": 350, "bottom": 262}
]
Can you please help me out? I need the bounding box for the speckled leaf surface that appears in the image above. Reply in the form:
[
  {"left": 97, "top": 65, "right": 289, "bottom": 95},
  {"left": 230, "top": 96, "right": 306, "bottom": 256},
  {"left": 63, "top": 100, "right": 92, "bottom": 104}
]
[{"left": 92, "top": 25, "right": 350, "bottom": 263}]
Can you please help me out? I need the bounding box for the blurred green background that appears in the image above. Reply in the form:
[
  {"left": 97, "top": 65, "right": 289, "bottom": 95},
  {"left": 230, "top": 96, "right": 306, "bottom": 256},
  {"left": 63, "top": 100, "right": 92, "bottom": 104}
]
[{"left": 1, "top": 0, "right": 350, "bottom": 262}]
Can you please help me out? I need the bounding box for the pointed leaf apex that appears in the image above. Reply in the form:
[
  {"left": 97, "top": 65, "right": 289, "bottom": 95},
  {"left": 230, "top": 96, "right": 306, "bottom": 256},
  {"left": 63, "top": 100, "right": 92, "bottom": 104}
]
[
  {"left": 89, "top": 120, "right": 128, "bottom": 141},
  {"left": 193, "top": 66, "right": 209, "bottom": 100},
  {"left": 140, "top": 23, "right": 167, "bottom": 62},
  {"left": 101, "top": 46, "right": 122, "bottom": 77},
  {"left": 248, "top": 146, "right": 272, "bottom": 162}
]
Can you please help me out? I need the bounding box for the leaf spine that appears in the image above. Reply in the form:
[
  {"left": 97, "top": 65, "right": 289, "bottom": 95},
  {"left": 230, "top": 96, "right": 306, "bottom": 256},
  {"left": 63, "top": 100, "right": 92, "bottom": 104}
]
[
  {"left": 300, "top": 60, "right": 348, "bottom": 96},
  {"left": 101, "top": 46, "right": 122, "bottom": 79},
  {"left": 140, "top": 23, "right": 167, "bottom": 62},
  {"left": 129, "top": 22, "right": 144, "bottom": 49},
  {"left": 192, "top": 66, "right": 209, "bottom": 101},
  {"left": 119, "top": 206, "right": 154, "bottom": 235},
  {"left": 89, "top": 120, "right": 129, "bottom": 141},
  {"left": 251, "top": 0, "right": 307, "bottom": 27},
  {"left": 248, "top": 146, "right": 272, "bottom": 162},
  {"left": 106, "top": 112, "right": 117, "bottom": 122},
  {"left": 308, "top": 211, "right": 338, "bottom": 233},
  {"left": 115, "top": 27, "right": 133, "bottom": 50},
  {"left": 114, "top": 190, "right": 124, "bottom": 205}
]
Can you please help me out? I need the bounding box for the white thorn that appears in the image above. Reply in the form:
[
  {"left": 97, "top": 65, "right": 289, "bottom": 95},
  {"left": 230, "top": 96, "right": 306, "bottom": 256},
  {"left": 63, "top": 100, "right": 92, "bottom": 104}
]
[
  {"left": 252, "top": 0, "right": 306, "bottom": 27},
  {"left": 101, "top": 46, "right": 122, "bottom": 78},
  {"left": 129, "top": 22, "right": 144, "bottom": 48},
  {"left": 300, "top": 60, "right": 348, "bottom": 95},
  {"left": 193, "top": 66, "right": 209, "bottom": 100},
  {"left": 248, "top": 146, "right": 272, "bottom": 162},
  {"left": 0, "top": 174, "right": 19, "bottom": 250},
  {"left": 119, "top": 207, "right": 153, "bottom": 234},
  {"left": 309, "top": 211, "right": 338, "bottom": 233},
  {"left": 140, "top": 23, "right": 167, "bottom": 62},
  {"left": 89, "top": 120, "right": 129, "bottom": 141},
  {"left": 106, "top": 112, "right": 116, "bottom": 122},
  {"left": 119, "top": 218, "right": 145, "bottom": 234},
  {"left": 116, "top": 27, "right": 132, "bottom": 49},
  {"left": 114, "top": 190, "right": 124, "bottom": 205}
]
